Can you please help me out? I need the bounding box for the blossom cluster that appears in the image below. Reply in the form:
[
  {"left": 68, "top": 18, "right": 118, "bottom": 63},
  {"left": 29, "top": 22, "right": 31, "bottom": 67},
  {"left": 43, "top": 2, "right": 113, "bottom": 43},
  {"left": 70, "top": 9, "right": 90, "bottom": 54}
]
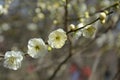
[
  {"left": 69, "top": 23, "right": 96, "bottom": 39},
  {"left": 1, "top": 10, "right": 110, "bottom": 70},
  {"left": 2, "top": 25, "right": 97, "bottom": 70},
  {"left": 3, "top": 28, "right": 67, "bottom": 70}
]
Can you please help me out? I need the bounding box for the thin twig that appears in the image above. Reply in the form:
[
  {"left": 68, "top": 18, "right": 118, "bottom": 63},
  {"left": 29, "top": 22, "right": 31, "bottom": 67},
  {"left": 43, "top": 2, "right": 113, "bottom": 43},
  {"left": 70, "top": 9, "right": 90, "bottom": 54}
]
[
  {"left": 67, "top": 11, "right": 114, "bottom": 34},
  {"left": 48, "top": 53, "right": 72, "bottom": 80},
  {"left": 64, "top": 0, "right": 69, "bottom": 32},
  {"left": 67, "top": 17, "right": 100, "bottom": 34}
]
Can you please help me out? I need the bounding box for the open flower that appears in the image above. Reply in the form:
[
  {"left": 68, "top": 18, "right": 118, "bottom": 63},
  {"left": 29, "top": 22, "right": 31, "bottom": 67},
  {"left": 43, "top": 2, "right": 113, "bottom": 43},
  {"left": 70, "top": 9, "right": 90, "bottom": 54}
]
[
  {"left": 27, "top": 38, "right": 47, "bottom": 58},
  {"left": 3, "top": 51, "right": 23, "bottom": 70},
  {"left": 82, "top": 25, "right": 96, "bottom": 38},
  {"left": 48, "top": 28, "right": 67, "bottom": 49}
]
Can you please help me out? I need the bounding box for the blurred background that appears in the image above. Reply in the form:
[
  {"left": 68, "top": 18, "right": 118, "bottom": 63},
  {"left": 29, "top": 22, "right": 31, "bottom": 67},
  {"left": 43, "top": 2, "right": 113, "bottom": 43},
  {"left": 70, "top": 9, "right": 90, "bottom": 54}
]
[{"left": 0, "top": 0, "right": 120, "bottom": 80}]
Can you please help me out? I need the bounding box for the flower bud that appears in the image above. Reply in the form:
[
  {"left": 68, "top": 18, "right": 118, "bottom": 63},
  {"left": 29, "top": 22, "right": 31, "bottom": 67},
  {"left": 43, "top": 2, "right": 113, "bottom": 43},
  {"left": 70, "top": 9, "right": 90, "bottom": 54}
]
[
  {"left": 99, "top": 12, "right": 107, "bottom": 24},
  {"left": 69, "top": 24, "right": 75, "bottom": 31}
]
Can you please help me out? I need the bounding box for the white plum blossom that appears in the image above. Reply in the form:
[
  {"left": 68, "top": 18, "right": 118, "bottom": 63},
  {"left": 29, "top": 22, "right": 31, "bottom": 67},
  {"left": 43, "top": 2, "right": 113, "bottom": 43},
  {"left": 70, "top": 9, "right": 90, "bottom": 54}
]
[
  {"left": 48, "top": 28, "right": 67, "bottom": 49},
  {"left": 3, "top": 51, "right": 23, "bottom": 70},
  {"left": 27, "top": 38, "right": 47, "bottom": 58},
  {"left": 82, "top": 25, "right": 96, "bottom": 38}
]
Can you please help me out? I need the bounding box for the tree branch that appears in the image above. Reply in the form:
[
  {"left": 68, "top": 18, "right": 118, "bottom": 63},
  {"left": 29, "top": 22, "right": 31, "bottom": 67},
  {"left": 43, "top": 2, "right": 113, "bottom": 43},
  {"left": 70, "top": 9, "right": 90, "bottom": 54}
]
[
  {"left": 67, "top": 11, "right": 114, "bottom": 34},
  {"left": 64, "top": 0, "right": 69, "bottom": 31},
  {"left": 48, "top": 2, "right": 117, "bottom": 80},
  {"left": 48, "top": 53, "right": 72, "bottom": 80}
]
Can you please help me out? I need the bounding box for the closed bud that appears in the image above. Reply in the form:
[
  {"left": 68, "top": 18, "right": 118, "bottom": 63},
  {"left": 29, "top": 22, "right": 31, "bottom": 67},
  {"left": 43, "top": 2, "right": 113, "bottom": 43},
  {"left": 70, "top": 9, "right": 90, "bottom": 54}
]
[
  {"left": 47, "top": 46, "right": 52, "bottom": 52},
  {"left": 69, "top": 24, "right": 75, "bottom": 31},
  {"left": 99, "top": 12, "right": 107, "bottom": 24}
]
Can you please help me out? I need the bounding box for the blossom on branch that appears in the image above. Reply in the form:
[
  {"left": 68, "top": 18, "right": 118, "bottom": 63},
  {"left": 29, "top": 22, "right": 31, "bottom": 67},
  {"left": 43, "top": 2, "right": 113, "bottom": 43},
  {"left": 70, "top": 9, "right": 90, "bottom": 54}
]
[
  {"left": 48, "top": 28, "right": 67, "bottom": 49},
  {"left": 82, "top": 25, "right": 96, "bottom": 38},
  {"left": 3, "top": 51, "right": 23, "bottom": 70},
  {"left": 99, "top": 12, "right": 107, "bottom": 24},
  {"left": 27, "top": 38, "right": 47, "bottom": 58}
]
